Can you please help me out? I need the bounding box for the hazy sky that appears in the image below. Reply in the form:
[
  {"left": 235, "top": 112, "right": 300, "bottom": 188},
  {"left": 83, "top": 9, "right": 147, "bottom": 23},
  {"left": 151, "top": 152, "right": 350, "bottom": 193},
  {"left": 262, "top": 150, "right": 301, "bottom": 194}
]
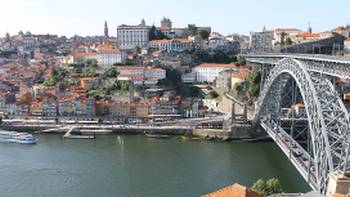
[{"left": 0, "top": 0, "right": 349, "bottom": 37}]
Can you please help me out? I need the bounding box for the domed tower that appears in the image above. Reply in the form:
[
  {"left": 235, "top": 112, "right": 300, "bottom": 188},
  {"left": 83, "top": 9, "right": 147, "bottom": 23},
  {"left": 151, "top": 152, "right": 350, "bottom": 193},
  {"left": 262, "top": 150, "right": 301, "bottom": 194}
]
[{"left": 140, "top": 18, "right": 146, "bottom": 26}]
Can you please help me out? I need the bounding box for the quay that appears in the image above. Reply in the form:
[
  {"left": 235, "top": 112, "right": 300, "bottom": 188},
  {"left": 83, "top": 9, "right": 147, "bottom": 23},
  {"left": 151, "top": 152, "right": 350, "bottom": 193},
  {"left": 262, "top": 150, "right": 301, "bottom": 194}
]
[{"left": 0, "top": 119, "right": 261, "bottom": 141}]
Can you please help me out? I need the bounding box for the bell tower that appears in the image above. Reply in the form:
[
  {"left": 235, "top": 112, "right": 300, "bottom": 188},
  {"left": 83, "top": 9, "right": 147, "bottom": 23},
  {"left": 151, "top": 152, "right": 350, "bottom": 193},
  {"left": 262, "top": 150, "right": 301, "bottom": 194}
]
[{"left": 104, "top": 21, "right": 109, "bottom": 37}]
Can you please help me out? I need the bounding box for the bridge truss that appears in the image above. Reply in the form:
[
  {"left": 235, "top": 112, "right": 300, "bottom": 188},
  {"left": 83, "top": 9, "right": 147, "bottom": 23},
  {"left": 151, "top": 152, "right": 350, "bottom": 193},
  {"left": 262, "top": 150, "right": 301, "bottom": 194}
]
[{"left": 246, "top": 55, "right": 350, "bottom": 193}]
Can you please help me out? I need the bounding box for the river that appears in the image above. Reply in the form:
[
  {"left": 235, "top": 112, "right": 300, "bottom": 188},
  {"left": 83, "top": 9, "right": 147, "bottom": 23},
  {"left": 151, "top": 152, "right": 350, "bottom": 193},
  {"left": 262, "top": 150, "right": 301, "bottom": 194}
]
[{"left": 0, "top": 134, "right": 310, "bottom": 197}]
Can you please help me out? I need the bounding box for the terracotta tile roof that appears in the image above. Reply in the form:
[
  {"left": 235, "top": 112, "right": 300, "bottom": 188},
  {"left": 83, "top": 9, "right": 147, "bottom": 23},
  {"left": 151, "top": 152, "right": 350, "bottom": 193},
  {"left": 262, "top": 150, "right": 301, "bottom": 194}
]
[
  {"left": 96, "top": 44, "right": 113, "bottom": 50},
  {"left": 232, "top": 68, "right": 251, "bottom": 80},
  {"left": 295, "top": 103, "right": 305, "bottom": 108},
  {"left": 97, "top": 48, "right": 123, "bottom": 55},
  {"left": 73, "top": 52, "right": 97, "bottom": 58},
  {"left": 202, "top": 183, "right": 262, "bottom": 197},
  {"left": 149, "top": 39, "right": 170, "bottom": 44},
  {"left": 333, "top": 193, "right": 350, "bottom": 197},
  {"left": 297, "top": 33, "right": 320, "bottom": 38},
  {"left": 96, "top": 100, "right": 150, "bottom": 107}
]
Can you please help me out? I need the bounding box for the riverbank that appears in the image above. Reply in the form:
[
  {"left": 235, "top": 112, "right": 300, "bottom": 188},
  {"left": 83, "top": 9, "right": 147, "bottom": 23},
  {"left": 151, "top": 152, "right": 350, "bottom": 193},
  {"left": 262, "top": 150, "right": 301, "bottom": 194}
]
[{"left": 0, "top": 122, "right": 270, "bottom": 142}]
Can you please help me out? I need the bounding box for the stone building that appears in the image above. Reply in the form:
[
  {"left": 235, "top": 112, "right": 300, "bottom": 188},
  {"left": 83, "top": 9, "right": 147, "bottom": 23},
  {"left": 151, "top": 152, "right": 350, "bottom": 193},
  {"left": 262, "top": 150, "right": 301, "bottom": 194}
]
[
  {"left": 117, "top": 19, "right": 151, "bottom": 50},
  {"left": 249, "top": 31, "right": 273, "bottom": 53}
]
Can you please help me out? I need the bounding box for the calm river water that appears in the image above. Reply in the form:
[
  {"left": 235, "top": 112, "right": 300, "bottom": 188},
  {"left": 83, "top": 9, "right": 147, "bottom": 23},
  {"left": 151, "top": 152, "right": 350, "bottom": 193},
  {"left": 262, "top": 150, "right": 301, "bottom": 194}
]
[{"left": 0, "top": 134, "right": 310, "bottom": 197}]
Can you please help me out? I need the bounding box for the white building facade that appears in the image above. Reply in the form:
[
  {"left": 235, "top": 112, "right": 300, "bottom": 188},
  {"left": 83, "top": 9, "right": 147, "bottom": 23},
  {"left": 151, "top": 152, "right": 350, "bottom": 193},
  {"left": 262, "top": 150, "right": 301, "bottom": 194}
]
[
  {"left": 116, "top": 66, "right": 166, "bottom": 85},
  {"left": 148, "top": 39, "right": 194, "bottom": 53},
  {"left": 96, "top": 49, "right": 128, "bottom": 65},
  {"left": 117, "top": 19, "right": 151, "bottom": 50},
  {"left": 193, "top": 63, "right": 238, "bottom": 83},
  {"left": 344, "top": 38, "right": 350, "bottom": 52}
]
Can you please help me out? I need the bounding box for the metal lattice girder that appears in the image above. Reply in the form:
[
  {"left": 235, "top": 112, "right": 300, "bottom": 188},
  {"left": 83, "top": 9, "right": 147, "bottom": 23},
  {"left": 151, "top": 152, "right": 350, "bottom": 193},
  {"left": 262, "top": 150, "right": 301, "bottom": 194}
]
[
  {"left": 254, "top": 58, "right": 350, "bottom": 193},
  {"left": 310, "top": 73, "right": 350, "bottom": 175},
  {"left": 244, "top": 54, "right": 350, "bottom": 79}
]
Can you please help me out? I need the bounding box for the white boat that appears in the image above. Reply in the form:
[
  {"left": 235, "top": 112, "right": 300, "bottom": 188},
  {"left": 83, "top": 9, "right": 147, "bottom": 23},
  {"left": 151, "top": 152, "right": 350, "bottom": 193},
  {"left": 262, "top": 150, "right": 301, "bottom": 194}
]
[
  {"left": 0, "top": 131, "right": 38, "bottom": 144},
  {"left": 144, "top": 132, "right": 169, "bottom": 139}
]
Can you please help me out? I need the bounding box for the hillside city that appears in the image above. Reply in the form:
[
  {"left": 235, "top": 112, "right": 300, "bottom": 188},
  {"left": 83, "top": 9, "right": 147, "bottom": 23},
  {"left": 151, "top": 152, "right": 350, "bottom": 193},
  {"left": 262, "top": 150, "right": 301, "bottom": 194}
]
[
  {"left": 3, "top": 14, "right": 350, "bottom": 197},
  {"left": 1, "top": 18, "right": 349, "bottom": 124}
]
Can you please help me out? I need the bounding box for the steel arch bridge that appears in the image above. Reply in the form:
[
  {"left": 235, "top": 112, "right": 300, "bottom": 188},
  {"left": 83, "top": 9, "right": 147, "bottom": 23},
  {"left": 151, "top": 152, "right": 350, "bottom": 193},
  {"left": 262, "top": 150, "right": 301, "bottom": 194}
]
[{"left": 244, "top": 54, "right": 350, "bottom": 193}]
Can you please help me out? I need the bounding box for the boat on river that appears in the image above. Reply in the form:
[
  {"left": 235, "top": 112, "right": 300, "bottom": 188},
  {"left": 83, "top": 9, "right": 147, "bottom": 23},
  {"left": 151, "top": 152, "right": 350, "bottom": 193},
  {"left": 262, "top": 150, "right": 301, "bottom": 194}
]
[
  {"left": 144, "top": 132, "right": 169, "bottom": 139},
  {"left": 0, "top": 130, "right": 38, "bottom": 144}
]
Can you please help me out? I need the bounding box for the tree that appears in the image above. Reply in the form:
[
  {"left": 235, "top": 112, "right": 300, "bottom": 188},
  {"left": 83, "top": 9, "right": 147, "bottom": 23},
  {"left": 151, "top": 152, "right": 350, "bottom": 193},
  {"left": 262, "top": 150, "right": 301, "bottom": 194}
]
[
  {"left": 113, "top": 61, "right": 133, "bottom": 66},
  {"left": 104, "top": 68, "right": 119, "bottom": 78},
  {"left": 266, "top": 178, "right": 283, "bottom": 194},
  {"left": 51, "top": 68, "right": 59, "bottom": 80},
  {"left": 199, "top": 29, "right": 210, "bottom": 40},
  {"left": 206, "top": 91, "right": 219, "bottom": 99},
  {"left": 251, "top": 178, "right": 283, "bottom": 195},
  {"left": 86, "top": 59, "right": 98, "bottom": 68},
  {"left": 237, "top": 56, "right": 246, "bottom": 66},
  {"left": 119, "top": 80, "right": 130, "bottom": 91},
  {"left": 285, "top": 37, "right": 293, "bottom": 45},
  {"left": 149, "top": 25, "right": 167, "bottom": 40},
  {"left": 193, "top": 50, "right": 237, "bottom": 63},
  {"left": 149, "top": 25, "right": 158, "bottom": 40},
  {"left": 43, "top": 68, "right": 61, "bottom": 87},
  {"left": 187, "top": 24, "right": 198, "bottom": 36}
]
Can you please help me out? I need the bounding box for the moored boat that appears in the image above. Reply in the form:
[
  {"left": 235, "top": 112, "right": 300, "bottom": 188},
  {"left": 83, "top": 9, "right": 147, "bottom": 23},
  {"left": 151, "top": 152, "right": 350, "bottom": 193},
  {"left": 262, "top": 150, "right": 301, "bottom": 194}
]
[
  {"left": 144, "top": 132, "right": 169, "bottom": 139},
  {"left": 0, "top": 130, "right": 38, "bottom": 144}
]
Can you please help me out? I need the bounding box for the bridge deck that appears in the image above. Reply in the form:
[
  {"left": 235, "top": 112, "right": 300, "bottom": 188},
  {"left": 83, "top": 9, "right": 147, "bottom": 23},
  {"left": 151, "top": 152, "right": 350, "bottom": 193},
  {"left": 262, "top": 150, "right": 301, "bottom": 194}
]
[{"left": 243, "top": 53, "right": 350, "bottom": 64}]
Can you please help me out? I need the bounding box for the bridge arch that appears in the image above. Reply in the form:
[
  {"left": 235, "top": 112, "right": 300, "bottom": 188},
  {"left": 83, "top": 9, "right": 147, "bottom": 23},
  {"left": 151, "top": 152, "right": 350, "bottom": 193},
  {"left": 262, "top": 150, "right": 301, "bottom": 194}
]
[{"left": 254, "top": 58, "right": 350, "bottom": 192}]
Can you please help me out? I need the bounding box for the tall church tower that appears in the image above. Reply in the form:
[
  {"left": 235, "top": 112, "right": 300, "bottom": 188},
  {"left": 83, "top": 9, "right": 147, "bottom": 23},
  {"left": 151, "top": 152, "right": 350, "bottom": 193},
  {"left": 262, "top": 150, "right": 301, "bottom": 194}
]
[
  {"left": 104, "top": 21, "right": 109, "bottom": 37},
  {"left": 307, "top": 22, "right": 312, "bottom": 34}
]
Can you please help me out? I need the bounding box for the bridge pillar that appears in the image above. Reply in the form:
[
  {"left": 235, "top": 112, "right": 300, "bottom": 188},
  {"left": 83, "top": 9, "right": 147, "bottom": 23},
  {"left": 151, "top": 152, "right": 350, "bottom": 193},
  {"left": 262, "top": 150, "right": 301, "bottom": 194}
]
[{"left": 326, "top": 171, "right": 350, "bottom": 196}]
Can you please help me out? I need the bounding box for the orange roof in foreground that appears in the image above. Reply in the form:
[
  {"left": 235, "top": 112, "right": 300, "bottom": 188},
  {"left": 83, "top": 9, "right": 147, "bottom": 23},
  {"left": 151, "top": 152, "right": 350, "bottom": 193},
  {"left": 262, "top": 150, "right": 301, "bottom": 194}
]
[
  {"left": 333, "top": 193, "right": 350, "bottom": 197},
  {"left": 202, "top": 183, "right": 262, "bottom": 197}
]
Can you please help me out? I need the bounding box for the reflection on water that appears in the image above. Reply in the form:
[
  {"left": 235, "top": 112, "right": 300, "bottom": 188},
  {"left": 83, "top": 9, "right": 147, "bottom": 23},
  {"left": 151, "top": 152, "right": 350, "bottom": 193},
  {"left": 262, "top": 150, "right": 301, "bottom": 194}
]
[{"left": 0, "top": 134, "right": 310, "bottom": 197}]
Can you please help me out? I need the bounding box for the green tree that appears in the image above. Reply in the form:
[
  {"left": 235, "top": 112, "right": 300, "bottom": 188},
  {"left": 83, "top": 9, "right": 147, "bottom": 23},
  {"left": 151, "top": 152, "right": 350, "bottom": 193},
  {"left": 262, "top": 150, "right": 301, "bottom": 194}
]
[
  {"left": 86, "top": 59, "right": 98, "bottom": 68},
  {"left": 266, "top": 178, "right": 283, "bottom": 194},
  {"left": 251, "top": 178, "right": 283, "bottom": 196},
  {"left": 149, "top": 25, "right": 157, "bottom": 40},
  {"left": 104, "top": 68, "right": 119, "bottom": 78},
  {"left": 237, "top": 56, "right": 247, "bottom": 66},
  {"left": 149, "top": 25, "right": 168, "bottom": 40},
  {"left": 113, "top": 60, "right": 133, "bottom": 66},
  {"left": 285, "top": 37, "right": 293, "bottom": 45},
  {"left": 80, "top": 69, "right": 97, "bottom": 78},
  {"left": 119, "top": 80, "right": 130, "bottom": 91},
  {"left": 199, "top": 29, "right": 210, "bottom": 40},
  {"left": 43, "top": 68, "right": 63, "bottom": 87},
  {"left": 187, "top": 24, "right": 198, "bottom": 36},
  {"left": 206, "top": 91, "right": 219, "bottom": 99}
]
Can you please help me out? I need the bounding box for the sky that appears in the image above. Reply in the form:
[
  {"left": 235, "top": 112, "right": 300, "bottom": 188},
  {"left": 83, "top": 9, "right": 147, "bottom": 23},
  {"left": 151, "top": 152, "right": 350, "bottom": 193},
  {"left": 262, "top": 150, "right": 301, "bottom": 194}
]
[{"left": 0, "top": 0, "right": 349, "bottom": 37}]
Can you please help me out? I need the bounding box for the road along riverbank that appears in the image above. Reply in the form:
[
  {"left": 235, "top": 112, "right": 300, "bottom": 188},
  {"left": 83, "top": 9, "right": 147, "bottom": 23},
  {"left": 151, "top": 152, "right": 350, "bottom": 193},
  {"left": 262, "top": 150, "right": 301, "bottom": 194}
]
[{"left": 0, "top": 122, "right": 269, "bottom": 142}]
